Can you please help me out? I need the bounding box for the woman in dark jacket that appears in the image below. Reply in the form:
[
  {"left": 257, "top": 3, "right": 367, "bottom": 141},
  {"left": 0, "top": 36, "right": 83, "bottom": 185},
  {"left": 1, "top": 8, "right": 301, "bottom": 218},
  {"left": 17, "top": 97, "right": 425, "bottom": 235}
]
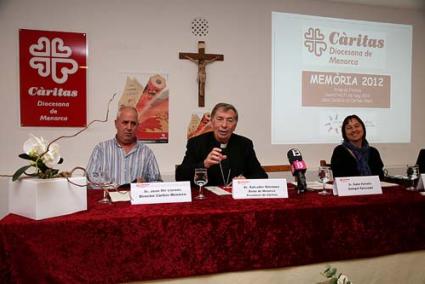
[{"left": 331, "top": 115, "right": 384, "bottom": 179}]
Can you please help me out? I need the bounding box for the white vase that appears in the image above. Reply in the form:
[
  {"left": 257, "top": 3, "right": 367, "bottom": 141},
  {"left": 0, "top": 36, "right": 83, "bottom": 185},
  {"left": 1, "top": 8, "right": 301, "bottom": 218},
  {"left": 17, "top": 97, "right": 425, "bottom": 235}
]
[{"left": 8, "top": 176, "right": 87, "bottom": 220}]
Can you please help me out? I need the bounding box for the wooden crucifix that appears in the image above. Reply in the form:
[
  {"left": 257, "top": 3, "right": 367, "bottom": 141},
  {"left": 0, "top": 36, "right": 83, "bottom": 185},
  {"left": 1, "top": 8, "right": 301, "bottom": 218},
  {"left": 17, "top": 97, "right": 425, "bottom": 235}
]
[{"left": 179, "top": 41, "right": 224, "bottom": 107}]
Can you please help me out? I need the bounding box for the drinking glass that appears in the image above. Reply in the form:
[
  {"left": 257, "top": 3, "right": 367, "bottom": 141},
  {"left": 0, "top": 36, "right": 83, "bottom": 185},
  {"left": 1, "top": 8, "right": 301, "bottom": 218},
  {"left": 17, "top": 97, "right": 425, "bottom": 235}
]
[
  {"left": 89, "top": 171, "right": 114, "bottom": 204},
  {"left": 194, "top": 168, "right": 208, "bottom": 199},
  {"left": 406, "top": 165, "right": 420, "bottom": 191},
  {"left": 318, "top": 166, "right": 332, "bottom": 195}
]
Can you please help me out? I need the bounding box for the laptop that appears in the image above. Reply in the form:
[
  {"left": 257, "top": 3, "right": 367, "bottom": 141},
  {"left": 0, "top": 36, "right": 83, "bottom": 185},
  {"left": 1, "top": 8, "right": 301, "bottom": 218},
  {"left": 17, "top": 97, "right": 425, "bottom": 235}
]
[{"left": 416, "top": 149, "right": 425, "bottom": 174}]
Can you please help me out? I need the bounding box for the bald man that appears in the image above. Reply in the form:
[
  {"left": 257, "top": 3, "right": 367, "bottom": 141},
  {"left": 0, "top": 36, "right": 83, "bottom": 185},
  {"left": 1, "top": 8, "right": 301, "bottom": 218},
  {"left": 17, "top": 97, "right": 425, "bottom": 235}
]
[{"left": 87, "top": 106, "right": 161, "bottom": 185}]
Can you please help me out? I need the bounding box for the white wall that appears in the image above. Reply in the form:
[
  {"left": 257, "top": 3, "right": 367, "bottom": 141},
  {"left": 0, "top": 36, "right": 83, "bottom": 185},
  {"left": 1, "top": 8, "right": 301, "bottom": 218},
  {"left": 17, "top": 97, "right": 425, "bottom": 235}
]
[{"left": 0, "top": 0, "right": 424, "bottom": 183}]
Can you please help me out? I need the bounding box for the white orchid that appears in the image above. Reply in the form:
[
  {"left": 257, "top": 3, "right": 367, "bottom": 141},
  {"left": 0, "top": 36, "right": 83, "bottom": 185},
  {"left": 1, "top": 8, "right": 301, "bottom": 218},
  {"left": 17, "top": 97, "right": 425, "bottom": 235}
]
[
  {"left": 337, "top": 275, "right": 350, "bottom": 284},
  {"left": 23, "top": 134, "right": 61, "bottom": 168},
  {"left": 318, "top": 266, "right": 353, "bottom": 284},
  {"left": 13, "top": 134, "right": 63, "bottom": 181}
]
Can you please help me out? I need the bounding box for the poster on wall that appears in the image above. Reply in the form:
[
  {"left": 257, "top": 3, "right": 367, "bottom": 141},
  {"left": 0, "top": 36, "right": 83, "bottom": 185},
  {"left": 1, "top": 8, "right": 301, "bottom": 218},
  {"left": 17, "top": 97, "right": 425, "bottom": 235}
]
[
  {"left": 118, "top": 73, "right": 169, "bottom": 143},
  {"left": 187, "top": 111, "right": 212, "bottom": 139},
  {"left": 19, "top": 29, "right": 87, "bottom": 127}
]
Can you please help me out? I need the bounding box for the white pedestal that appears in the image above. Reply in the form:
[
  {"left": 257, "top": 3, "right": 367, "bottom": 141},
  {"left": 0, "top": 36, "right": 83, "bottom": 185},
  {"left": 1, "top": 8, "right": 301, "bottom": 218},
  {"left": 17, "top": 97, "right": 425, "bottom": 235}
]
[
  {"left": 0, "top": 177, "right": 9, "bottom": 220},
  {"left": 9, "top": 176, "right": 87, "bottom": 220}
]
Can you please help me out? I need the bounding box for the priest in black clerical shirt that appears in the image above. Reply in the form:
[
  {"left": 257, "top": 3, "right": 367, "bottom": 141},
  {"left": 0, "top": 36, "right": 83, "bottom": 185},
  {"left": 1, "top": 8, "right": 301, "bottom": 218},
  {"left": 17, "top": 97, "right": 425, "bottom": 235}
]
[{"left": 175, "top": 103, "right": 267, "bottom": 186}]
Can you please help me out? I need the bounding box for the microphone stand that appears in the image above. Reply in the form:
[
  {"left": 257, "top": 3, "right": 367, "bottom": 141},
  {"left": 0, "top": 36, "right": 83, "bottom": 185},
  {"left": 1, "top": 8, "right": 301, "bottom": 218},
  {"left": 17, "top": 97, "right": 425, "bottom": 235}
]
[{"left": 296, "top": 171, "right": 307, "bottom": 194}]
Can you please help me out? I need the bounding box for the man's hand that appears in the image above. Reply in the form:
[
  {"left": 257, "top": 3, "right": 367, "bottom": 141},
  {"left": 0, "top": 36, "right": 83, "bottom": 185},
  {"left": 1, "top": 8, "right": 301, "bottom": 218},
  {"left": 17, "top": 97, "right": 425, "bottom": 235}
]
[
  {"left": 203, "top": 147, "right": 227, "bottom": 168},
  {"left": 136, "top": 177, "right": 145, "bottom": 183}
]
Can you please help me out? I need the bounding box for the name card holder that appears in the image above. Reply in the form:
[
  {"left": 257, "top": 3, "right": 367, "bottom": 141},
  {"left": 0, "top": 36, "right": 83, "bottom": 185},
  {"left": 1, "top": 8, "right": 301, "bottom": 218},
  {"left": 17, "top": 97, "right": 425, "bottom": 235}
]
[
  {"left": 131, "top": 181, "right": 192, "bottom": 205},
  {"left": 232, "top": 179, "right": 288, "bottom": 199},
  {"left": 333, "top": 176, "right": 382, "bottom": 196}
]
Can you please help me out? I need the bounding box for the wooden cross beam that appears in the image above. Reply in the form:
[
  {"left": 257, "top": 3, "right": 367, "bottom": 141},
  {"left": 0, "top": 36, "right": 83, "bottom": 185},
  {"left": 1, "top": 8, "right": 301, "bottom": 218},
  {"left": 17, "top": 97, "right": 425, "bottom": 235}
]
[{"left": 179, "top": 41, "right": 224, "bottom": 107}]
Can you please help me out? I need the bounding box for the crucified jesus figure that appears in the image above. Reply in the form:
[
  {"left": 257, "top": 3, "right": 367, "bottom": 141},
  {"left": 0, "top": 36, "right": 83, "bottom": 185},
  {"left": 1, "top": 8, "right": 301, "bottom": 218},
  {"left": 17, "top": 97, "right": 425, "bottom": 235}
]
[
  {"left": 179, "top": 41, "right": 224, "bottom": 107},
  {"left": 184, "top": 55, "right": 220, "bottom": 104}
]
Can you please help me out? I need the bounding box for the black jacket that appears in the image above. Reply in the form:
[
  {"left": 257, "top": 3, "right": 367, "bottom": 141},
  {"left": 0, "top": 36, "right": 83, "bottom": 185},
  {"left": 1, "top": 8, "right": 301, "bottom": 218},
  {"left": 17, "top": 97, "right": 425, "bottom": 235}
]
[
  {"left": 331, "top": 144, "right": 384, "bottom": 178},
  {"left": 175, "top": 132, "right": 267, "bottom": 186}
]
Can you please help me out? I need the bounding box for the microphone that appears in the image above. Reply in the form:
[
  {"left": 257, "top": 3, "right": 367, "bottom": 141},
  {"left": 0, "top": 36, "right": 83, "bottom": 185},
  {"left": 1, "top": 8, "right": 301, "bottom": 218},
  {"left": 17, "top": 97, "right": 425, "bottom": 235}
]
[
  {"left": 212, "top": 142, "right": 228, "bottom": 163},
  {"left": 287, "top": 148, "right": 307, "bottom": 194},
  {"left": 220, "top": 143, "right": 227, "bottom": 151},
  {"left": 219, "top": 144, "right": 230, "bottom": 167}
]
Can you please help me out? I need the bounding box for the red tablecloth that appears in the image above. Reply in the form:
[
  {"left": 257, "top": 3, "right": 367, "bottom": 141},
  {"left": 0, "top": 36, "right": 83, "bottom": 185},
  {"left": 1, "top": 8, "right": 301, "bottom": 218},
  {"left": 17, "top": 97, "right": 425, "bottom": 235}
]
[{"left": 1, "top": 185, "right": 425, "bottom": 283}]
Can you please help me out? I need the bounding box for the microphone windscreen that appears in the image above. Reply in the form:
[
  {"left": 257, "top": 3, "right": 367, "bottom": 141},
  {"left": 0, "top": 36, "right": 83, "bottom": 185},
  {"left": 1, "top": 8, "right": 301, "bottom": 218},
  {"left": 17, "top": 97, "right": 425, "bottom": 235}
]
[{"left": 287, "top": 148, "right": 303, "bottom": 163}]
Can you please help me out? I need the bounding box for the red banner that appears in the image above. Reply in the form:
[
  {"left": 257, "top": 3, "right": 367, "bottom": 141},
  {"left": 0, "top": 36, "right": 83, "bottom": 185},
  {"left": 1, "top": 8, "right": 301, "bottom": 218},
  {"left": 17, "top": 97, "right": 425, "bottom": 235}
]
[{"left": 19, "top": 29, "right": 87, "bottom": 127}]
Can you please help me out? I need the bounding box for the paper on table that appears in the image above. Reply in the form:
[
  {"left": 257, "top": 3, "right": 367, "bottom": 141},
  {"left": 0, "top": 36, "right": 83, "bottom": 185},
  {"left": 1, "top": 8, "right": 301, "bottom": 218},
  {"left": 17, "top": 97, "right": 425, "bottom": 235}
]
[
  {"left": 380, "top": 181, "right": 400, "bottom": 187},
  {"left": 205, "top": 186, "right": 232, "bottom": 196},
  {"left": 109, "top": 191, "right": 130, "bottom": 202},
  {"left": 294, "top": 181, "right": 398, "bottom": 190}
]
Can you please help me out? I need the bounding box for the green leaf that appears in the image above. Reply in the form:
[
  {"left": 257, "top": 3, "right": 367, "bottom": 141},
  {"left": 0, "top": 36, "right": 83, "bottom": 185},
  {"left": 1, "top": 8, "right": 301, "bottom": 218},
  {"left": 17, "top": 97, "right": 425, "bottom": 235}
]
[
  {"left": 18, "top": 153, "right": 37, "bottom": 161},
  {"left": 12, "top": 165, "right": 33, "bottom": 181},
  {"left": 35, "top": 159, "right": 49, "bottom": 172},
  {"left": 324, "top": 267, "right": 337, "bottom": 278}
]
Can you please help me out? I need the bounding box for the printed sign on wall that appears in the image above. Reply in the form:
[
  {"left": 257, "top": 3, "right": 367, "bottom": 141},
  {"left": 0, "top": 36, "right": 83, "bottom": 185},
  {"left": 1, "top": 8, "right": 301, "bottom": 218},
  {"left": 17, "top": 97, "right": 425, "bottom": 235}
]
[
  {"left": 19, "top": 29, "right": 87, "bottom": 127},
  {"left": 118, "top": 73, "right": 169, "bottom": 143}
]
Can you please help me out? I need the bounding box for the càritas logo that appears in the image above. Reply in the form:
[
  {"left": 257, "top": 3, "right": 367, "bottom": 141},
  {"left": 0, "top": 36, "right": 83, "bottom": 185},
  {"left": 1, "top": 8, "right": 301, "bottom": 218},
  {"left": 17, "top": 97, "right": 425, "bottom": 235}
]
[
  {"left": 29, "top": 37, "right": 78, "bottom": 84},
  {"left": 304, "top": 27, "right": 385, "bottom": 58},
  {"left": 304, "top": 27, "right": 327, "bottom": 56}
]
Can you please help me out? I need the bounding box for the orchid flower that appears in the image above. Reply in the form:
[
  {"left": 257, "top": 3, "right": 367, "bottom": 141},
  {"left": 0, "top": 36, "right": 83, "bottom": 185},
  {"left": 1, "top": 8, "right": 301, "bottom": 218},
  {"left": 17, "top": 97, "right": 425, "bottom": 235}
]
[{"left": 13, "top": 134, "right": 63, "bottom": 181}]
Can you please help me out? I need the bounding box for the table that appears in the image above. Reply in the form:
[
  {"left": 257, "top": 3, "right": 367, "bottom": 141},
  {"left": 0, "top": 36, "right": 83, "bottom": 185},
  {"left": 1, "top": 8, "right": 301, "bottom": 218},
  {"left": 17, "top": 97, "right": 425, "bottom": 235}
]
[{"left": 1, "top": 185, "right": 425, "bottom": 283}]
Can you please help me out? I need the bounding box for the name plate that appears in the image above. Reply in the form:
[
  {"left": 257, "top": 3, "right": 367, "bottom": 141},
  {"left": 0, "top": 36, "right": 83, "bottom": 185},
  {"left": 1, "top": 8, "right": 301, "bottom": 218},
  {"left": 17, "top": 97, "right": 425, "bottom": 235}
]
[
  {"left": 333, "top": 176, "right": 382, "bottom": 196},
  {"left": 232, "top": 179, "right": 288, "bottom": 199},
  {"left": 130, "top": 181, "right": 192, "bottom": 205},
  {"left": 417, "top": 174, "right": 425, "bottom": 190}
]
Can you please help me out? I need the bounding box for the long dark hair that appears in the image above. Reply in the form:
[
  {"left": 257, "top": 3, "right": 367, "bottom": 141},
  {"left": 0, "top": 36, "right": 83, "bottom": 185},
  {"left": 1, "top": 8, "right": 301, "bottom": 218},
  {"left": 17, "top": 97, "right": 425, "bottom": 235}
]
[{"left": 341, "top": 115, "right": 366, "bottom": 142}]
